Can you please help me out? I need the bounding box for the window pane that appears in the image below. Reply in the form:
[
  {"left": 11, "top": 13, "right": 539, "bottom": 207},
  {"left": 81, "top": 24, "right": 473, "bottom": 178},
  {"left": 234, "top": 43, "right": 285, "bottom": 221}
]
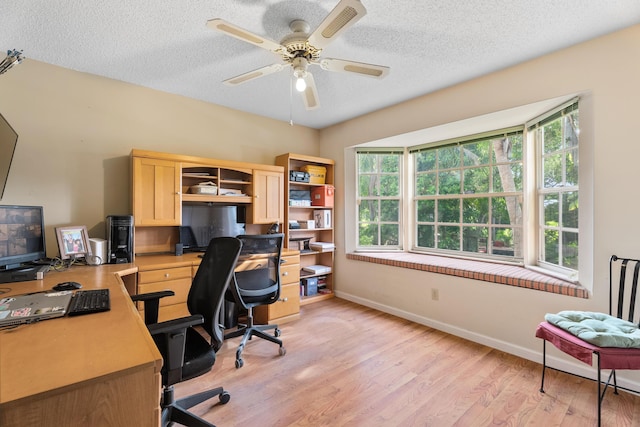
[
  {"left": 417, "top": 200, "right": 435, "bottom": 222},
  {"left": 438, "top": 170, "right": 461, "bottom": 195},
  {"left": 359, "top": 223, "right": 379, "bottom": 246},
  {"left": 359, "top": 154, "right": 377, "bottom": 173},
  {"left": 359, "top": 200, "right": 378, "bottom": 222},
  {"left": 437, "top": 146, "right": 460, "bottom": 169},
  {"left": 380, "top": 175, "right": 400, "bottom": 196},
  {"left": 415, "top": 151, "right": 436, "bottom": 172},
  {"left": 438, "top": 226, "right": 460, "bottom": 250},
  {"left": 438, "top": 199, "right": 460, "bottom": 223},
  {"left": 543, "top": 153, "right": 563, "bottom": 188},
  {"left": 492, "top": 228, "right": 515, "bottom": 256},
  {"left": 359, "top": 175, "right": 379, "bottom": 197},
  {"left": 562, "top": 191, "right": 578, "bottom": 229},
  {"left": 463, "top": 167, "right": 490, "bottom": 193},
  {"left": 543, "top": 120, "right": 562, "bottom": 153},
  {"left": 494, "top": 163, "right": 523, "bottom": 192},
  {"left": 380, "top": 200, "right": 399, "bottom": 222},
  {"left": 380, "top": 224, "right": 399, "bottom": 246},
  {"left": 416, "top": 173, "right": 436, "bottom": 196},
  {"left": 463, "top": 198, "right": 489, "bottom": 224},
  {"left": 544, "top": 229, "right": 559, "bottom": 264},
  {"left": 380, "top": 155, "right": 399, "bottom": 173},
  {"left": 463, "top": 226, "right": 488, "bottom": 253},
  {"left": 543, "top": 194, "right": 559, "bottom": 225},
  {"left": 562, "top": 231, "right": 579, "bottom": 269},
  {"left": 417, "top": 224, "right": 435, "bottom": 247},
  {"left": 463, "top": 140, "right": 490, "bottom": 167},
  {"left": 564, "top": 114, "right": 579, "bottom": 148},
  {"left": 566, "top": 148, "right": 578, "bottom": 186}
]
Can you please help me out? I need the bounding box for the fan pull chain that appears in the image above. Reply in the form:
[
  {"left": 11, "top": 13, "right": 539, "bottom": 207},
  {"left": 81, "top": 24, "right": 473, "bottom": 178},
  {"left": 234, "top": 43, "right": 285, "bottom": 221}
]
[{"left": 289, "top": 73, "right": 294, "bottom": 126}]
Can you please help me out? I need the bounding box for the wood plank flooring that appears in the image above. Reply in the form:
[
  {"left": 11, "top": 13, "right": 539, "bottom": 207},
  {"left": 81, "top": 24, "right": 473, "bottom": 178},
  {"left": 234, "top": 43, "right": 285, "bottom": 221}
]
[{"left": 174, "top": 298, "right": 640, "bottom": 426}]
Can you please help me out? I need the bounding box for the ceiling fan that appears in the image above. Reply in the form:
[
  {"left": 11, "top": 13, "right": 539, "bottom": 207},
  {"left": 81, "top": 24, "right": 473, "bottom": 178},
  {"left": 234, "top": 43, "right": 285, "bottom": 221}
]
[{"left": 206, "top": 0, "right": 390, "bottom": 110}]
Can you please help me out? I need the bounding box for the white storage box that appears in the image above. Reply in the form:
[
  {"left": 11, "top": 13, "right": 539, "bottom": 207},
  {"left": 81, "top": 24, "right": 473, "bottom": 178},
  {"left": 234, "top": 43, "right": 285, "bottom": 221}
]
[
  {"left": 298, "top": 220, "right": 315, "bottom": 229},
  {"left": 190, "top": 181, "right": 218, "bottom": 195},
  {"left": 302, "top": 265, "right": 332, "bottom": 275},
  {"left": 314, "top": 209, "right": 332, "bottom": 229}
]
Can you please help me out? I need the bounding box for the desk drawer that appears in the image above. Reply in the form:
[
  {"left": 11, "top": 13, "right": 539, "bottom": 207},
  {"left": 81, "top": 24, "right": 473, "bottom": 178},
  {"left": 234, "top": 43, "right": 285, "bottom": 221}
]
[
  {"left": 137, "top": 277, "right": 192, "bottom": 307},
  {"left": 138, "top": 266, "right": 191, "bottom": 284},
  {"left": 254, "top": 283, "right": 300, "bottom": 324},
  {"left": 280, "top": 263, "right": 299, "bottom": 285}
]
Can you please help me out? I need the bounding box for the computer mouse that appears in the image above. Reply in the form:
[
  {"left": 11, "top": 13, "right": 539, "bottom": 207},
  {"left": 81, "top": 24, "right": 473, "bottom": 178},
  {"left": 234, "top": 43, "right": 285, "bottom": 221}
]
[{"left": 53, "top": 281, "right": 83, "bottom": 291}]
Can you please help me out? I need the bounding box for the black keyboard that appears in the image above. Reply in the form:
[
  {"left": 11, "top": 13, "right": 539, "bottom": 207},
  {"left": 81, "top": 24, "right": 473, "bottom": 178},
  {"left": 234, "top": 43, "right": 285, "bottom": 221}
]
[{"left": 68, "top": 289, "right": 111, "bottom": 316}]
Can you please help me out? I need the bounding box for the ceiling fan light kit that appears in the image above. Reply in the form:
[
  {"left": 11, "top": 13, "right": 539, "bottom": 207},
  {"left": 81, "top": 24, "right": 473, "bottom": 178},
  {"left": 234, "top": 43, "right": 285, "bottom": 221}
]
[{"left": 207, "top": 0, "right": 389, "bottom": 111}]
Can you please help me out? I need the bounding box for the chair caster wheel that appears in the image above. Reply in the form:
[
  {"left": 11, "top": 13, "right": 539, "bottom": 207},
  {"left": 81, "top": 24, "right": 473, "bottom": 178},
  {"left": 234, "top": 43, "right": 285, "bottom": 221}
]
[
  {"left": 219, "top": 391, "right": 231, "bottom": 404},
  {"left": 235, "top": 358, "right": 244, "bottom": 369},
  {"left": 279, "top": 346, "right": 286, "bottom": 356},
  {"left": 275, "top": 328, "right": 281, "bottom": 337}
]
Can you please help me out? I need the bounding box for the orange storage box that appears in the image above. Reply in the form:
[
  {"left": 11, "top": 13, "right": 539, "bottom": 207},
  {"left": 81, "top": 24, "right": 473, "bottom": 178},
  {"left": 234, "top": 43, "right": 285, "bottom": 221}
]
[
  {"left": 311, "top": 185, "right": 334, "bottom": 207},
  {"left": 301, "top": 165, "right": 326, "bottom": 184}
]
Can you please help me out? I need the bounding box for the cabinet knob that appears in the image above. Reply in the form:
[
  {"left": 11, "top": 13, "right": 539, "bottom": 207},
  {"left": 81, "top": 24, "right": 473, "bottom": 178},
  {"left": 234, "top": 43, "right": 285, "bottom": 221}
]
[
  {"left": 279, "top": 297, "right": 288, "bottom": 302},
  {"left": 164, "top": 273, "right": 170, "bottom": 278},
  {"left": 282, "top": 271, "right": 288, "bottom": 276}
]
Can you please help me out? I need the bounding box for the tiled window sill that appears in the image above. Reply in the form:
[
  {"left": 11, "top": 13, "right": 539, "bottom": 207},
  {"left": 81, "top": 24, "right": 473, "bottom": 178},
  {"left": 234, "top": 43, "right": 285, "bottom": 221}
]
[{"left": 346, "top": 252, "right": 588, "bottom": 299}]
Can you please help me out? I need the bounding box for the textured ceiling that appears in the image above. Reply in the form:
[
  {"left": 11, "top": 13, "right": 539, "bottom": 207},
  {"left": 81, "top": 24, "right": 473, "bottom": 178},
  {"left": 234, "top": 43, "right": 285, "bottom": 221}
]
[{"left": 2, "top": 1, "right": 640, "bottom": 129}]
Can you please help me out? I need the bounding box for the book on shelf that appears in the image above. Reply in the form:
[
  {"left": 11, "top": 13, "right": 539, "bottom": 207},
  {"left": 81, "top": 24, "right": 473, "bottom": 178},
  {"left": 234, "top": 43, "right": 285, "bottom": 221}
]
[{"left": 309, "top": 241, "right": 335, "bottom": 252}]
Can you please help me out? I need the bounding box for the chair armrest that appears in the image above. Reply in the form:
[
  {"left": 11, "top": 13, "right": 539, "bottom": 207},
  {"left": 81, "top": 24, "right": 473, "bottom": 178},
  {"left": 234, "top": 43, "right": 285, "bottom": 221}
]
[
  {"left": 147, "top": 314, "right": 204, "bottom": 385},
  {"left": 131, "top": 290, "right": 175, "bottom": 325}
]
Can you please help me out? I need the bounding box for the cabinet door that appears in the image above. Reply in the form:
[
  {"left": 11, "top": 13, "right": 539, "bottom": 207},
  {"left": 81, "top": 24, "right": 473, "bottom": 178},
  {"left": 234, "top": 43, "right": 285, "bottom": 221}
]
[
  {"left": 132, "top": 157, "right": 181, "bottom": 226},
  {"left": 251, "top": 169, "right": 283, "bottom": 224}
]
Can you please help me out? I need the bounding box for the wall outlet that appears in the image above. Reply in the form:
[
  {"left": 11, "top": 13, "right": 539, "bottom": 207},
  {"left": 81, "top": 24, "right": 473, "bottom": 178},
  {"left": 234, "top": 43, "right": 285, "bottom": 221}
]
[{"left": 431, "top": 288, "right": 439, "bottom": 301}]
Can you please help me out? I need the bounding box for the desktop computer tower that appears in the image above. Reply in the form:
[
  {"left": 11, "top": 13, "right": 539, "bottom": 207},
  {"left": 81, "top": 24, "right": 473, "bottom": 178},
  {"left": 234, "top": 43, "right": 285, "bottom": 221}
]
[{"left": 106, "top": 215, "right": 134, "bottom": 264}]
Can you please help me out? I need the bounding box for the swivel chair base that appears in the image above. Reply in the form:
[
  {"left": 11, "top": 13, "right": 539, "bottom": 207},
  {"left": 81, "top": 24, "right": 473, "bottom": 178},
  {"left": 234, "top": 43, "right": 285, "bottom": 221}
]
[
  {"left": 161, "top": 384, "right": 230, "bottom": 427},
  {"left": 225, "top": 323, "right": 286, "bottom": 369}
]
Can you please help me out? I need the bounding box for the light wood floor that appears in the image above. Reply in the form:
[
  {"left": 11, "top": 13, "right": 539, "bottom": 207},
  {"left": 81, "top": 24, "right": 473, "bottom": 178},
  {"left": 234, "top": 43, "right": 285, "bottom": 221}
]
[{"left": 175, "top": 298, "right": 640, "bottom": 426}]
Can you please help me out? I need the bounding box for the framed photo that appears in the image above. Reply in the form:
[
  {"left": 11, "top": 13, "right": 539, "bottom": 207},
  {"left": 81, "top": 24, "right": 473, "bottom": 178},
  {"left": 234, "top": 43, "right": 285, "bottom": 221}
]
[{"left": 55, "top": 225, "right": 92, "bottom": 260}]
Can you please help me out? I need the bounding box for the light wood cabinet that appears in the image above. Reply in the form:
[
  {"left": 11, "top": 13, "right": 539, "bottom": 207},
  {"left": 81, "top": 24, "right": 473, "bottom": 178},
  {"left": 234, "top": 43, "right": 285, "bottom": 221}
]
[
  {"left": 131, "top": 150, "right": 285, "bottom": 255},
  {"left": 251, "top": 169, "right": 284, "bottom": 225},
  {"left": 276, "top": 153, "right": 335, "bottom": 305},
  {"left": 132, "top": 157, "right": 181, "bottom": 226}
]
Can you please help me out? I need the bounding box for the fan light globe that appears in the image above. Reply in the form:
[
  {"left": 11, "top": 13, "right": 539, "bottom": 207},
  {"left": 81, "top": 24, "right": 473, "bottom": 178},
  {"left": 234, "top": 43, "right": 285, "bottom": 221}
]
[{"left": 295, "top": 76, "right": 307, "bottom": 92}]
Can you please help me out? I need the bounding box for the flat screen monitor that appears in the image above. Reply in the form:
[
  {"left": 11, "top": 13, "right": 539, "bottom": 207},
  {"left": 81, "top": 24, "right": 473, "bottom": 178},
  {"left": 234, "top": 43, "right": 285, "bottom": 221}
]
[
  {"left": 0, "top": 112, "right": 18, "bottom": 200},
  {"left": 0, "top": 205, "right": 46, "bottom": 271}
]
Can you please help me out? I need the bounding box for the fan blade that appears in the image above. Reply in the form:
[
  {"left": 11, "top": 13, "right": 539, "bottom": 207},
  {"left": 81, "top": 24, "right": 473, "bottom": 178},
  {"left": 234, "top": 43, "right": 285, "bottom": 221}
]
[
  {"left": 301, "top": 73, "right": 320, "bottom": 110},
  {"left": 207, "top": 18, "right": 287, "bottom": 55},
  {"left": 318, "top": 58, "right": 389, "bottom": 78},
  {"left": 307, "top": 0, "right": 367, "bottom": 50},
  {"left": 223, "top": 64, "right": 284, "bottom": 86}
]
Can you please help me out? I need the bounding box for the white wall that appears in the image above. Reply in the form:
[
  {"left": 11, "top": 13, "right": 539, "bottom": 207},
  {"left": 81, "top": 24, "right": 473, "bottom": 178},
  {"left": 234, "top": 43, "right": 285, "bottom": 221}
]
[
  {"left": 319, "top": 24, "right": 640, "bottom": 385},
  {"left": 0, "top": 60, "right": 319, "bottom": 255}
]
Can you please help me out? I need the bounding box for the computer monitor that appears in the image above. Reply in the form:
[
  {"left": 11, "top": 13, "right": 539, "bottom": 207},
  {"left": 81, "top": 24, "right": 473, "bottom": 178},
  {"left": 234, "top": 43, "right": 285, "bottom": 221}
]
[{"left": 0, "top": 205, "right": 46, "bottom": 271}]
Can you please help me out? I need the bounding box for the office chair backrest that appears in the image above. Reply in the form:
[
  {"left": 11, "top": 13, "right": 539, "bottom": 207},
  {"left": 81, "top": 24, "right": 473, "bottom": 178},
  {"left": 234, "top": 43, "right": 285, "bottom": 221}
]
[
  {"left": 234, "top": 234, "right": 284, "bottom": 303},
  {"left": 188, "top": 236, "right": 242, "bottom": 349},
  {"left": 610, "top": 255, "right": 640, "bottom": 326}
]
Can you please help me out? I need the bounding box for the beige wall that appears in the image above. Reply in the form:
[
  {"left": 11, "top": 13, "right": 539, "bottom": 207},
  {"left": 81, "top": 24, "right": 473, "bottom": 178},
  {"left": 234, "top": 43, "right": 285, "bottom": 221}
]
[
  {"left": 0, "top": 60, "right": 319, "bottom": 255},
  {"left": 319, "top": 24, "right": 640, "bottom": 385}
]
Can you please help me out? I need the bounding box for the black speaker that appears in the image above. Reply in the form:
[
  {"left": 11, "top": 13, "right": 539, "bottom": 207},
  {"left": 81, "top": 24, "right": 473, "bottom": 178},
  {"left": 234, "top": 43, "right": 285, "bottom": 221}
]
[{"left": 106, "top": 215, "right": 134, "bottom": 264}]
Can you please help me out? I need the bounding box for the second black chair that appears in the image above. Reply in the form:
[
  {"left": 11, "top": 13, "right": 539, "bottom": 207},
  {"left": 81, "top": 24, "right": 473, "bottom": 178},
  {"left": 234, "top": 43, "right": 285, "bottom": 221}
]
[{"left": 225, "top": 233, "right": 286, "bottom": 368}]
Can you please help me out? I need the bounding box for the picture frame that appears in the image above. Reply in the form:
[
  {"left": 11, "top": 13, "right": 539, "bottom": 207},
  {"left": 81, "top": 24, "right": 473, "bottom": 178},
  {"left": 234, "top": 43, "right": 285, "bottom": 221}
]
[{"left": 55, "top": 225, "right": 92, "bottom": 260}]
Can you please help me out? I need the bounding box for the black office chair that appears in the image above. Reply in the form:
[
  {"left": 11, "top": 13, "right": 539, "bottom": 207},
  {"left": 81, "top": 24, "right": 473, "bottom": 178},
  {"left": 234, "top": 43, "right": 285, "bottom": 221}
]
[
  {"left": 224, "top": 233, "right": 286, "bottom": 368},
  {"left": 132, "top": 236, "right": 242, "bottom": 427}
]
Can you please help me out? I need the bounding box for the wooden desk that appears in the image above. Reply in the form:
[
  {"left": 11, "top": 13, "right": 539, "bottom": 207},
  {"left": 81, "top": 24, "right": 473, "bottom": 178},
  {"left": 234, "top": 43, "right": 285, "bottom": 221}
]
[{"left": 0, "top": 265, "right": 162, "bottom": 427}]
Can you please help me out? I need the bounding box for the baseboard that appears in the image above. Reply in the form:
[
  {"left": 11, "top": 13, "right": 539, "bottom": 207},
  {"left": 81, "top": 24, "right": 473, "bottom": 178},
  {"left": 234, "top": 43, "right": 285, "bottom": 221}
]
[{"left": 334, "top": 290, "right": 640, "bottom": 394}]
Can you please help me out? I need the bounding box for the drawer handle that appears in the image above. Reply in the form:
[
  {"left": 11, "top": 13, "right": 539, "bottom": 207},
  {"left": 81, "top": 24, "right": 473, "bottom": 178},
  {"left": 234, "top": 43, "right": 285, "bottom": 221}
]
[
  {"left": 164, "top": 273, "right": 170, "bottom": 278},
  {"left": 282, "top": 272, "right": 288, "bottom": 276},
  {"left": 279, "top": 297, "right": 288, "bottom": 302}
]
